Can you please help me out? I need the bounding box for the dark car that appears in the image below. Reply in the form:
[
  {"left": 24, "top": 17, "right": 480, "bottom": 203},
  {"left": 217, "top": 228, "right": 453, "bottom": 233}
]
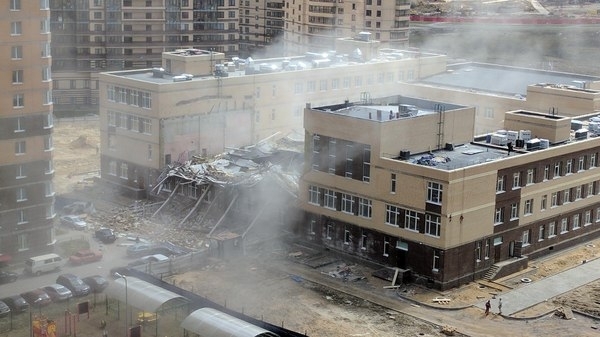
[
  {"left": 0, "top": 301, "right": 10, "bottom": 318},
  {"left": 108, "top": 266, "right": 131, "bottom": 280},
  {"left": 1, "top": 295, "right": 29, "bottom": 314},
  {"left": 20, "top": 289, "right": 52, "bottom": 307},
  {"left": 95, "top": 228, "right": 117, "bottom": 244},
  {"left": 0, "top": 270, "right": 18, "bottom": 284},
  {"left": 56, "top": 274, "right": 90, "bottom": 297},
  {"left": 83, "top": 275, "right": 109, "bottom": 293}
]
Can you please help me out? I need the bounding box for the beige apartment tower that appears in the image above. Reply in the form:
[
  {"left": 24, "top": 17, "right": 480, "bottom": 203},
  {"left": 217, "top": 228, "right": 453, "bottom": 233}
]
[{"left": 0, "top": 0, "right": 56, "bottom": 261}]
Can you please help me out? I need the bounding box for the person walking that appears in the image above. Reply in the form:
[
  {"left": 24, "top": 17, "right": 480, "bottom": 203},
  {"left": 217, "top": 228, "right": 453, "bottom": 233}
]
[
  {"left": 498, "top": 298, "right": 503, "bottom": 315},
  {"left": 485, "top": 299, "right": 491, "bottom": 316}
]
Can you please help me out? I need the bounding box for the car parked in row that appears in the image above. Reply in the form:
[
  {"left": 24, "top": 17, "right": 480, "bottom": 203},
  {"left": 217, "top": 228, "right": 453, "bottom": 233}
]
[
  {"left": 60, "top": 215, "right": 87, "bottom": 230},
  {"left": 0, "top": 270, "right": 18, "bottom": 284},
  {"left": 82, "top": 275, "right": 108, "bottom": 293},
  {"left": 128, "top": 254, "right": 169, "bottom": 267},
  {"left": 0, "top": 301, "right": 10, "bottom": 318},
  {"left": 56, "top": 273, "right": 90, "bottom": 297},
  {"left": 42, "top": 284, "right": 73, "bottom": 302},
  {"left": 126, "top": 243, "right": 174, "bottom": 258},
  {"left": 69, "top": 249, "right": 103, "bottom": 265},
  {"left": 95, "top": 228, "right": 117, "bottom": 244},
  {"left": 20, "top": 289, "right": 51, "bottom": 307},
  {"left": 1, "top": 295, "right": 29, "bottom": 314}
]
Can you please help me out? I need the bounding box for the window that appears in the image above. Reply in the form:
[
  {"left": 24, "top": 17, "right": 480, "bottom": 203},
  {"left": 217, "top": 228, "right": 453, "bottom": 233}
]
[
  {"left": 526, "top": 169, "right": 535, "bottom": 185},
  {"left": 42, "top": 66, "right": 51, "bottom": 81},
  {"left": 383, "top": 237, "right": 389, "bottom": 257},
  {"left": 560, "top": 218, "right": 568, "bottom": 233},
  {"left": 43, "top": 90, "right": 52, "bottom": 105},
  {"left": 328, "top": 139, "right": 336, "bottom": 174},
  {"left": 544, "top": 165, "right": 550, "bottom": 180},
  {"left": 147, "top": 144, "right": 152, "bottom": 161},
  {"left": 548, "top": 221, "right": 556, "bottom": 237},
  {"left": 11, "top": 46, "right": 23, "bottom": 59},
  {"left": 427, "top": 181, "right": 443, "bottom": 204},
  {"left": 563, "top": 188, "right": 570, "bottom": 204},
  {"left": 108, "top": 161, "right": 117, "bottom": 176},
  {"left": 360, "top": 231, "right": 367, "bottom": 250},
  {"left": 15, "top": 117, "right": 24, "bottom": 132},
  {"left": 308, "top": 185, "right": 320, "bottom": 205},
  {"left": 41, "top": 42, "right": 51, "bottom": 57},
  {"left": 44, "top": 135, "right": 53, "bottom": 151},
  {"left": 18, "top": 234, "right": 29, "bottom": 251},
  {"left": 45, "top": 160, "right": 53, "bottom": 174},
  {"left": 309, "top": 220, "right": 316, "bottom": 235},
  {"left": 432, "top": 250, "right": 440, "bottom": 271},
  {"left": 46, "top": 228, "right": 55, "bottom": 245},
  {"left": 588, "top": 182, "right": 594, "bottom": 197},
  {"left": 10, "top": 0, "right": 21, "bottom": 10},
  {"left": 46, "top": 204, "right": 55, "bottom": 219},
  {"left": 585, "top": 210, "right": 592, "bottom": 226},
  {"left": 425, "top": 214, "right": 441, "bottom": 237},
  {"left": 15, "top": 140, "right": 26, "bottom": 154},
  {"left": 341, "top": 193, "right": 354, "bottom": 214},
  {"left": 496, "top": 175, "right": 505, "bottom": 193},
  {"left": 40, "top": 18, "right": 50, "bottom": 33},
  {"left": 510, "top": 203, "right": 519, "bottom": 219},
  {"left": 551, "top": 192, "right": 558, "bottom": 207},
  {"left": 120, "top": 163, "right": 128, "bottom": 179},
  {"left": 475, "top": 242, "right": 481, "bottom": 261},
  {"left": 566, "top": 159, "right": 573, "bottom": 174},
  {"left": 554, "top": 162, "right": 561, "bottom": 178},
  {"left": 597, "top": 207, "right": 600, "bottom": 222},
  {"left": 390, "top": 173, "right": 396, "bottom": 193},
  {"left": 524, "top": 199, "right": 533, "bottom": 215},
  {"left": 362, "top": 146, "right": 371, "bottom": 182},
  {"left": 522, "top": 229, "right": 530, "bottom": 246},
  {"left": 591, "top": 153, "right": 597, "bottom": 168},
  {"left": 579, "top": 156, "right": 585, "bottom": 171},
  {"left": 576, "top": 185, "right": 583, "bottom": 200},
  {"left": 358, "top": 198, "right": 372, "bottom": 218},
  {"left": 323, "top": 189, "right": 336, "bottom": 209},
  {"left": 405, "top": 210, "right": 419, "bottom": 231},
  {"left": 12, "top": 70, "right": 23, "bottom": 84},
  {"left": 494, "top": 207, "right": 504, "bottom": 224},
  {"left": 16, "top": 165, "right": 26, "bottom": 179},
  {"left": 573, "top": 214, "right": 580, "bottom": 229},
  {"left": 538, "top": 225, "right": 545, "bottom": 241},
  {"left": 326, "top": 223, "right": 333, "bottom": 239},
  {"left": 493, "top": 236, "right": 503, "bottom": 246},
  {"left": 385, "top": 205, "right": 400, "bottom": 227},
  {"left": 541, "top": 195, "right": 547, "bottom": 210},
  {"left": 45, "top": 181, "right": 54, "bottom": 197},
  {"left": 142, "top": 118, "right": 152, "bottom": 134},
  {"left": 16, "top": 187, "right": 27, "bottom": 202},
  {"left": 512, "top": 172, "right": 520, "bottom": 189},
  {"left": 17, "top": 210, "right": 27, "bottom": 224},
  {"left": 13, "top": 94, "right": 24, "bottom": 108},
  {"left": 11, "top": 22, "right": 22, "bottom": 35},
  {"left": 40, "top": 0, "right": 49, "bottom": 9},
  {"left": 484, "top": 239, "right": 490, "bottom": 259}
]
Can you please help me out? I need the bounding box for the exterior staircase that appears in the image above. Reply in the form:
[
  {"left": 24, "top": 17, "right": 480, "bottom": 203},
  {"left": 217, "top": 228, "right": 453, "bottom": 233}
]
[{"left": 483, "top": 264, "right": 501, "bottom": 280}]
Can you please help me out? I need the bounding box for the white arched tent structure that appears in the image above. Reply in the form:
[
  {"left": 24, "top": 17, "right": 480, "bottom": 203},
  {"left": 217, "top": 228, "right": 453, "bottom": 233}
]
[
  {"left": 107, "top": 276, "right": 189, "bottom": 312},
  {"left": 181, "top": 307, "right": 280, "bottom": 337}
]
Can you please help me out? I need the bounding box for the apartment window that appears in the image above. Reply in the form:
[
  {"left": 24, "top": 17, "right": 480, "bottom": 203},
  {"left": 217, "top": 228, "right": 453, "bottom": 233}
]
[
  {"left": 319, "top": 80, "right": 327, "bottom": 91},
  {"left": 544, "top": 165, "right": 550, "bottom": 180},
  {"left": 526, "top": 168, "right": 535, "bottom": 185},
  {"left": 484, "top": 239, "right": 490, "bottom": 259},
  {"left": 120, "top": 163, "right": 128, "bottom": 179},
  {"left": 588, "top": 182, "right": 594, "bottom": 197},
  {"left": 554, "top": 162, "right": 561, "bottom": 177},
  {"left": 361, "top": 230, "right": 367, "bottom": 250},
  {"left": 16, "top": 187, "right": 27, "bottom": 202},
  {"left": 308, "top": 185, "right": 320, "bottom": 205},
  {"left": 45, "top": 160, "right": 53, "bottom": 174},
  {"left": 40, "top": 0, "right": 49, "bottom": 9},
  {"left": 560, "top": 218, "right": 568, "bottom": 233},
  {"left": 475, "top": 242, "right": 481, "bottom": 262},
  {"left": 496, "top": 175, "right": 505, "bottom": 192},
  {"left": 548, "top": 221, "right": 556, "bottom": 237},
  {"left": 390, "top": 173, "right": 397, "bottom": 193},
  {"left": 307, "top": 81, "right": 315, "bottom": 93},
  {"left": 43, "top": 90, "right": 52, "bottom": 105},
  {"left": 383, "top": 237, "right": 389, "bottom": 257},
  {"left": 341, "top": 193, "right": 354, "bottom": 214},
  {"left": 45, "top": 181, "right": 54, "bottom": 197},
  {"left": 17, "top": 210, "right": 27, "bottom": 224},
  {"left": 522, "top": 229, "right": 530, "bottom": 246},
  {"left": 40, "top": 18, "right": 50, "bottom": 33},
  {"left": 11, "top": 22, "right": 22, "bottom": 35},
  {"left": 427, "top": 181, "right": 443, "bottom": 204},
  {"left": 332, "top": 79, "right": 340, "bottom": 90},
  {"left": 11, "top": 46, "right": 23, "bottom": 59},
  {"left": 358, "top": 198, "right": 372, "bottom": 218},
  {"left": 512, "top": 172, "right": 520, "bottom": 189},
  {"left": 41, "top": 42, "right": 51, "bottom": 57},
  {"left": 108, "top": 161, "right": 117, "bottom": 176},
  {"left": 566, "top": 159, "right": 573, "bottom": 174},
  {"left": 524, "top": 199, "right": 533, "bottom": 215},
  {"left": 308, "top": 220, "right": 316, "bottom": 235},
  {"left": 551, "top": 192, "right": 558, "bottom": 207},
  {"left": 425, "top": 214, "right": 441, "bottom": 237},
  {"left": 147, "top": 145, "right": 152, "bottom": 161},
  {"left": 326, "top": 223, "right": 333, "bottom": 239},
  {"left": 510, "top": 203, "right": 519, "bottom": 219},
  {"left": 15, "top": 140, "right": 26, "bottom": 155},
  {"left": 405, "top": 210, "right": 419, "bottom": 231},
  {"left": 13, "top": 94, "right": 24, "bottom": 108},
  {"left": 146, "top": 13, "right": 152, "bottom": 19},
  {"left": 597, "top": 207, "right": 600, "bottom": 222},
  {"left": 323, "top": 189, "right": 336, "bottom": 209},
  {"left": 16, "top": 165, "right": 26, "bottom": 179},
  {"left": 363, "top": 146, "right": 371, "bottom": 182},
  {"left": 541, "top": 195, "right": 547, "bottom": 210},
  {"left": 15, "top": 117, "right": 24, "bottom": 132},
  {"left": 579, "top": 156, "right": 585, "bottom": 171},
  {"left": 44, "top": 135, "right": 53, "bottom": 151},
  {"left": 573, "top": 214, "right": 580, "bottom": 229},
  {"left": 10, "top": 0, "right": 21, "bottom": 10},
  {"left": 18, "top": 234, "right": 29, "bottom": 251},
  {"left": 46, "top": 204, "right": 55, "bottom": 219},
  {"left": 328, "top": 139, "right": 336, "bottom": 174},
  {"left": 563, "top": 188, "right": 570, "bottom": 204},
  {"left": 142, "top": 118, "right": 152, "bottom": 134},
  {"left": 591, "top": 153, "right": 597, "bottom": 168},
  {"left": 432, "top": 250, "right": 440, "bottom": 271},
  {"left": 585, "top": 210, "right": 592, "bottom": 226},
  {"left": 42, "top": 67, "right": 51, "bottom": 81},
  {"left": 12, "top": 70, "right": 23, "bottom": 84},
  {"left": 130, "top": 116, "right": 139, "bottom": 132},
  {"left": 494, "top": 207, "right": 504, "bottom": 224},
  {"left": 576, "top": 185, "right": 583, "bottom": 200},
  {"left": 538, "top": 225, "right": 545, "bottom": 241},
  {"left": 344, "top": 229, "right": 351, "bottom": 245},
  {"left": 385, "top": 205, "right": 400, "bottom": 227}
]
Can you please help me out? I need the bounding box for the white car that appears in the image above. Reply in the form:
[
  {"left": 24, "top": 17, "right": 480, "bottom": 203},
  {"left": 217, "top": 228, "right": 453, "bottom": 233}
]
[{"left": 60, "top": 215, "right": 87, "bottom": 230}]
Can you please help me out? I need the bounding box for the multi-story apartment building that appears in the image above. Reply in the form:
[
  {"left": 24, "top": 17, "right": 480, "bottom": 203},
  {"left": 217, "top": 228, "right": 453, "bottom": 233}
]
[
  {"left": 239, "top": 0, "right": 284, "bottom": 57},
  {"left": 283, "top": 0, "right": 411, "bottom": 55},
  {"left": 49, "top": 0, "right": 239, "bottom": 112},
  {"left": 97, "top": 42, "right": 447, "bottom": 197},
  {"left": 0, "top": 0, "right": 56, "bottom": 261},
  {"left": 300, "top": 97, "right": 600, "bottom": 290}
]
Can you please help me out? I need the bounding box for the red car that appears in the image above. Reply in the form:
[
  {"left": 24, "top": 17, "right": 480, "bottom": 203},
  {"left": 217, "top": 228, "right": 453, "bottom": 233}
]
[{"left": 69, "top": 249, "right": 103, "bottom": 265}]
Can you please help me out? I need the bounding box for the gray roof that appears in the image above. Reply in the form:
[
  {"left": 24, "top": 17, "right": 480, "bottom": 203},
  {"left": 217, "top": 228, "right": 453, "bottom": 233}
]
[
  {"left": 420, "top": 63, "right": 599, "bottom": 97},
  {"left": 107, "top": 276, "right": 188, "bottom": 312},
  {"left": 181, "top": 307, "right": 279, "bottom": 337}
]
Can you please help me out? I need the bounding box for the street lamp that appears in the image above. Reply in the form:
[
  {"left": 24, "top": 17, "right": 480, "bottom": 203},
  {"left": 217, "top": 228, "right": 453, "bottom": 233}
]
[{"left": 114, "top": 272, "right": 128, "bottom": 337}]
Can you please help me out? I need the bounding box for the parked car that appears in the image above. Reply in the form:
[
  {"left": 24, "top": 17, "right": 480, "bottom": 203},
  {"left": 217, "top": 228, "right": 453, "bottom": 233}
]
[
  {"left": 69, "top": 249, "right": 103, "bottom": 265},
  {"left": 128, "top": 254, "right": 170, "bottom": 267},
  {"left": 82, "top": 275, "right": 109, "bottom": 293},
  {"left": 126, "top": 243, "right": 173, "bottom": 258},
  {"left": 60, "top": 215, "right": 87, "bottom": 230},
  {"left": 20, "top": 289, "right": 52, "bottom": 307},
  {"left": 42, "top": 284, "right": 73, "bottom": 302},
  {"left": 24, "top": 253, "right": 64, "bottom": 276},
  {"left": 0, "top": 301, "right": 10, "bottom": 318},
  {"left": 1, "top": 295, "right": 29, "bottom": 313},
  {"left": 95, "top": 228, "right": 117, "bottom": 244},
  {"left": 108, "top": 267, "right": 131, "bottom": 280},
  {"left": 56, "top": 274, "right": 90, "bottom": 297},
  {"left": 0, "top": 270, "right": 18, "bottom": 284}
]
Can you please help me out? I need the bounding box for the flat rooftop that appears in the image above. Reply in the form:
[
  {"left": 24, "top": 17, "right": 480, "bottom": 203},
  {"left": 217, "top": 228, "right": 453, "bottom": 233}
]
[
  {"left": 420, "top": 63, "right": 599, "bottom": 97},
  {"left": 403, "top": 142, "right": 517, "bottom": 170}
]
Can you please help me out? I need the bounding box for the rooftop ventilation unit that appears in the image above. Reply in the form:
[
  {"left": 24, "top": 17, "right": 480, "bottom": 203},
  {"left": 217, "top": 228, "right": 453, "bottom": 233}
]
[
  {"left": 152, "top": 67, "right": 165, "bottom": 78},
  {"left": 357, "top": 31, "right": 371, "bottom": 42}
]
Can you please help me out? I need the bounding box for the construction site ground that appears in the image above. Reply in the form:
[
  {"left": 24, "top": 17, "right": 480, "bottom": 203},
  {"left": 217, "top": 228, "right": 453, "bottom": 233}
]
[{"left": 54, "top": 119, "right": 600, "bottom": 336}]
